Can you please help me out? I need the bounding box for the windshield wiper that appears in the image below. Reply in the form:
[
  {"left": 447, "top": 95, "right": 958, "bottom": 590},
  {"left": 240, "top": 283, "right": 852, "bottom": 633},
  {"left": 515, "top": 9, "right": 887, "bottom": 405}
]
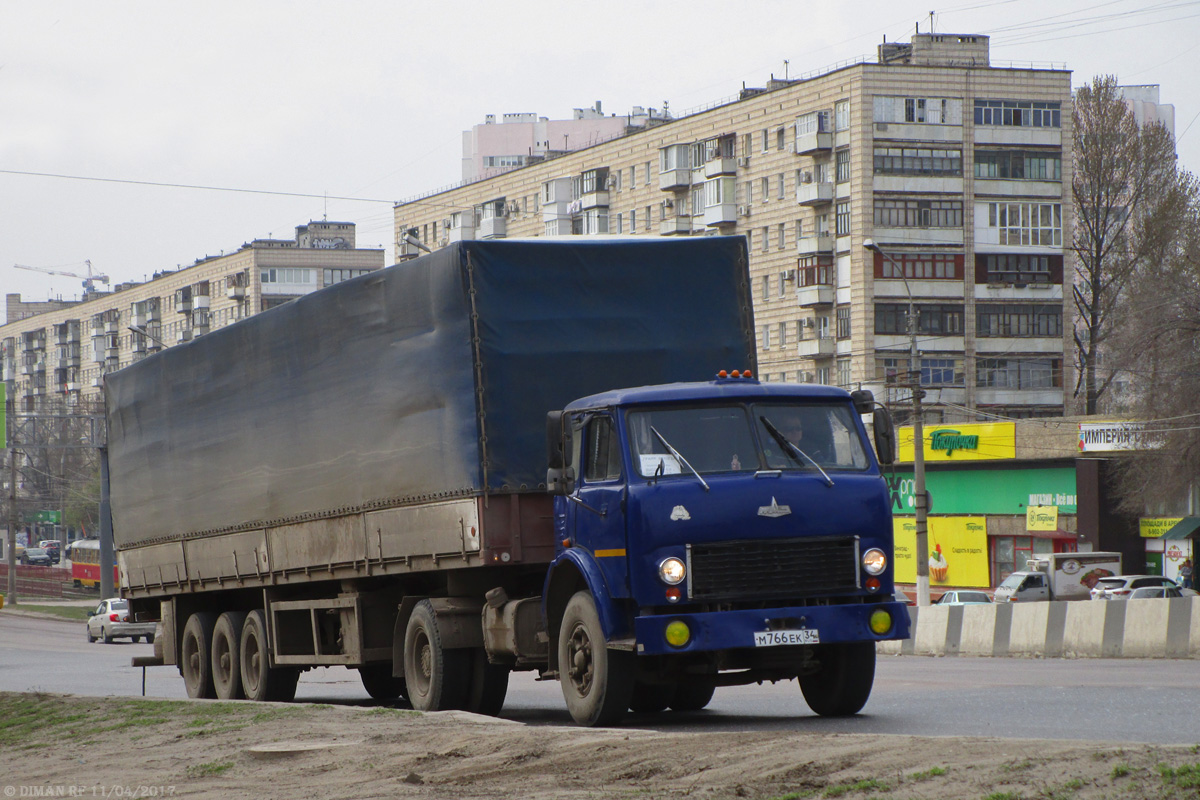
[
  {"left": 759, "top": 416, "right": 834, "bottom": 487},
  {"left": 650, "top": 426, "right": 710, "bottom": 492}
]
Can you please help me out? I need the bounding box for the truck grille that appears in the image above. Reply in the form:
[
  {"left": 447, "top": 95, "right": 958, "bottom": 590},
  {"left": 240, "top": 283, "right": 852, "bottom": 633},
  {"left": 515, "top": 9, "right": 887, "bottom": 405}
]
[{"left": 687, "top": 536, "right": 860, "bottom": 602}]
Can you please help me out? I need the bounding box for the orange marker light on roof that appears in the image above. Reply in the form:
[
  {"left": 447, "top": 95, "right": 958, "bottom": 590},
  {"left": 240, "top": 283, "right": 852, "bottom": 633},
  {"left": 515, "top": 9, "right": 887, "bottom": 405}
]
[
  {"left": 743, "top": 370, "right": 753, "bottom": 378},
  {"left": 731, "top": 370, "right": 741, "bottom": 378},
  {"left": 717, "top": 370, "right": 729, "bottom": 378}
]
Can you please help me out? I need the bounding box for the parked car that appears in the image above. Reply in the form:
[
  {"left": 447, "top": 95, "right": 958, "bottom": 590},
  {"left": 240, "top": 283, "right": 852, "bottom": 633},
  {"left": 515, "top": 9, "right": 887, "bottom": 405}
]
[
  {"left": 935, "top": 590, "right": 993, "bottom": 605},
  {"left": 894, "top": 587, "right": 915, "bottom": 606},
  {"left": 39, "top": 540, "right": 61, "bottom": 564},
  {"left": 19, "top": 547, "right": 52, "bottom": 567},
  {"left": 86, "top": 598, "right": 157, "bottom": 644},
  {"left": 1128, "top": 586, "right": 1183, "bottom": 600},
  {"left": 1090, "top": 575, "right": 1179, "bottom": 600}
]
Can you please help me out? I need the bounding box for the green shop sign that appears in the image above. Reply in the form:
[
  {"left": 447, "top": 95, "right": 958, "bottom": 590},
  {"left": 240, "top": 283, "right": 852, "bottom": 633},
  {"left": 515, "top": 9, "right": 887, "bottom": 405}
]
[
  {"left": 929, "top": 429, "right": 980, "bottom": 456},
  {"left": 886, "top": 467, "right": 1077, "bottom": 516},
  {"left": 23, "top": 510, "right": 62, "bottom": 524}
]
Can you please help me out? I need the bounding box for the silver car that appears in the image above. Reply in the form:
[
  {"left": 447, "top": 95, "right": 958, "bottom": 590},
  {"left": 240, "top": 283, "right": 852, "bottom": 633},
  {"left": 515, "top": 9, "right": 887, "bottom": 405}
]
[
  {"left": 86, "top": 598, "right": 156, "bottom": 644},
  {"left": 935, "top": 590, "right": 993, "bottom": 605},
  {"left": 1090, "top": 575, "right": 1179, "bottom": 600}
]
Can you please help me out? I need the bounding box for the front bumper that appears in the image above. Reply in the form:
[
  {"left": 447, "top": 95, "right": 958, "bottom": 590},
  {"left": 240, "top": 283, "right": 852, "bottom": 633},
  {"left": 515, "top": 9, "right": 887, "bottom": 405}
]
[{"left": 633, "top": 600, "right": 910, "bottom": 656}]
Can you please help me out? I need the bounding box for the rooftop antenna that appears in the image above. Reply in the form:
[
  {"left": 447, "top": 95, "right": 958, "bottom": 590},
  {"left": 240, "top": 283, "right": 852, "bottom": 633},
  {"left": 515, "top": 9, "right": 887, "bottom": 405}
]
[
  {"left": 783, "top": 59, "right": 789, "bottom": 80},
  {"left": 929, "top": 10, "right": 935, "bottom": 33}
]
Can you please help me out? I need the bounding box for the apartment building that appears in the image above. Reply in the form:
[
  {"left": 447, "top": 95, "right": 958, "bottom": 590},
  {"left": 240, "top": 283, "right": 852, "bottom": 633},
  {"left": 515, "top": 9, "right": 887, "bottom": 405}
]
[
  {"left": 0, "top": 221, "right": 384, "bottom": 411},
  {"left": 395, "top": 33, "right": 1073, "bottom": 421}
]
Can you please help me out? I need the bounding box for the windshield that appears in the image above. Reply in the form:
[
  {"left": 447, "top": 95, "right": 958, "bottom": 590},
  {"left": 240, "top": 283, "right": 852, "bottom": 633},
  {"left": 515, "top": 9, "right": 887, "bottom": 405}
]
[
  {"left": 626, "top": 402, "right": 869, "bottom": 478},
  {"left": 998, "top": 574, "right": 1023, "bottom": 590}
]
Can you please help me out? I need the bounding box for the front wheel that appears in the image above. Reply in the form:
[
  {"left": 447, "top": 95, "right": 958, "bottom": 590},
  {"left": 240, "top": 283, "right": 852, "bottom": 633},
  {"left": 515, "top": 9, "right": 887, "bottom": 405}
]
[
  {"left": 558, "top": 591, "right": 633, "bottom": 727},
  {"left": 670, "top": 680, "right": 716, "bottom": 712},
  {"left": 798, "top": 642, "right": 876, "bottom": 717}
]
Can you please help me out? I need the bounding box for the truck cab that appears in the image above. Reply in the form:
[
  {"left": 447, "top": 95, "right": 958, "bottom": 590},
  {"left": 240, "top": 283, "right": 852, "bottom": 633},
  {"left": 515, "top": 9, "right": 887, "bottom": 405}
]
[
  {"left": 994, "top": 571, "right": 1050, "bottom": 602},
  {"left": 543, "top": 374, "right": 908, "bottom": 724}
]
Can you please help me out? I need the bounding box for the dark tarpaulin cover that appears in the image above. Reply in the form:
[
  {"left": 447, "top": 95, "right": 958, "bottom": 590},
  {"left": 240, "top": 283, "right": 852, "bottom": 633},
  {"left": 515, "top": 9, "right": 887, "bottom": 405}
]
[{"left": 106, "top": 237, "right": 754, "bottom": 547}]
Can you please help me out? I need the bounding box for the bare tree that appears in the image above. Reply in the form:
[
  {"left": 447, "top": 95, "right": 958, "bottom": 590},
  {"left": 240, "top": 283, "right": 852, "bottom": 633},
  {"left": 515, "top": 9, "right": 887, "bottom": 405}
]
[
  {"left": 1113, "top": 170, "right": 1200, "bottom": 510},
  {"left": 1071, "top": 76, "right": 1179, "bottom": 414}
]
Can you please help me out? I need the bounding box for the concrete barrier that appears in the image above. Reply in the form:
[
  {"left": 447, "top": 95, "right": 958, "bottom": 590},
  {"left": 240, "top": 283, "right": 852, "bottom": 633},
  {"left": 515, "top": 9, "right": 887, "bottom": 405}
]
[{"left": 879, "top": 597, "right": 1200, "bottom": 659}]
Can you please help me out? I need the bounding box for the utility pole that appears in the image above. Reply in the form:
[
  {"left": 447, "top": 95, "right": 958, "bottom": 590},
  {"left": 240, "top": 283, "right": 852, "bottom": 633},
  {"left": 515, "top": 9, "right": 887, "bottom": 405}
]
[
  {"left": 865, "top": 240, "right": 930, "bottom": 606},
  {"left": 6, "top": 390, "right": 18, "bottom": 605}
]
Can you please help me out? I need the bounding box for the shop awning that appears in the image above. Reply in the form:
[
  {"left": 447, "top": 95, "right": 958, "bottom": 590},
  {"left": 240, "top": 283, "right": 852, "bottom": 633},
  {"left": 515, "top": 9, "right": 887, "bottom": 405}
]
[
  {"left": 1027, "top": 528, "right": 1078, "bottom": 540},
  {"left": 1162, "top": 517, "right": 1200, "bottom": 539}
]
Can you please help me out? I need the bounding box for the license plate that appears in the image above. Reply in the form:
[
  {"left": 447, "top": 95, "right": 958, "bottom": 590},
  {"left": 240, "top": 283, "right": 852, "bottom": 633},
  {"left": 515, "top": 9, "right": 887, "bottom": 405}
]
[{"left": 753, "top": 629, "right": 819, "bottom": 647}]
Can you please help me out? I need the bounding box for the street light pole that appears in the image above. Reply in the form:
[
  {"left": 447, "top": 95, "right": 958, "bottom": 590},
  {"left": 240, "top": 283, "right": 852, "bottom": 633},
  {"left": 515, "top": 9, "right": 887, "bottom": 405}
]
[{"left": 864, "top": 239, "right": 930, "bottom": 606}]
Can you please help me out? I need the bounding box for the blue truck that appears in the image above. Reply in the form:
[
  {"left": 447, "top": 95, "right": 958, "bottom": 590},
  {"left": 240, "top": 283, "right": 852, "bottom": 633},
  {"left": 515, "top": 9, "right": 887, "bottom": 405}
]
[{"left": 110, "top": 236, "right": 906, "bottom": 726}]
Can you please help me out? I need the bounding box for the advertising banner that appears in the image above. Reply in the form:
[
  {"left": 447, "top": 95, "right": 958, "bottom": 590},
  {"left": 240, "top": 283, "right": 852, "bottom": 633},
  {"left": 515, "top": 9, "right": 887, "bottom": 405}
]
[
  {"left": 893, "top": 516, "right": 989, "bottom": 587},
  {"left": 899, "top": 422, "right": 1015, "bottom": 463},
  {"left": 1026, "top": 505, "right": 1059, "bottom": 531},
  {"left": 886, "top": 467, "right": 1077, "bottom": 515},
  {"left": 1140, "top": 517, "right": 1184, "bottom": 538},
  {"left": 1078, "top": 421, "right": 1150, "bottom": 452}
]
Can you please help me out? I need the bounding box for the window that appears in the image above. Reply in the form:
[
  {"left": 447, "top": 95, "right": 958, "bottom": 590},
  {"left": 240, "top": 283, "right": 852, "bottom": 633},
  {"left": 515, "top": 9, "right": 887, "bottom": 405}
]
[
  {"left": 976, "top": 304, "right": 1063, "bottom": 337},
  {"left": 615, "top": 213, "right": 623, "bottom": 234},
  {"left": 645, "top": 162, "right": 652, "bottom": 186},
  {"left": 584, "top": 417, "right": 622, "bottom": 482},
  {"left": 815, "top": 366, "right": 831, "bottom": 385},
  {"left": 982, "top": 254, "right": 1054, "bottom": 283},
  {"left": 976, "top": 358, "right": 1061, "bottom": 389},
  {"left": 797, "top": 256, "right": 833, "bottom": 286},
  {"left": 921, "top": 357, "right": 962, "bottom": 386},
  {"left": 874, "top": 304, "right": 964, "bottom": 335},
  {"left": 483, "top": 155, "right": 526, "bottom": 169},
  {"left": 873, "top": 147, "right": 962, "bottom": 176},
  {"left": 645, "top": 206, "right": 652, "bottom": 230},
  {"left": 762, "top": 128, "right": 770, "bottom": 153},
  {"left": 260, "top": 268, "right": 316, "bottom": 284},
  {"left": 763, "top": 324, "right": 772, "bottom": 349},
  {"left": 987, "top": 202, "right": 1062, "bottom": 246},
  {"left": 778, "top": 321, "right": 788, "bottom": 345},
  {"left": 836, "top": 306, "right": 851, "bottom": 340},
  {"left": 974, "top": 150, "right": 1062, "bottom": 181},
  {"left": 761, "top": 274, "right": 770, "bottom": 301},
  {"left": 834, "top": 100, "right": 850, "bottom": 131},
  {"left": 872, "top": 252, "right": 963, "bottom": 280},
  {"left": 777, "top": 173, "right": 785, "bottom": 200},
  {"left": 777, "top": 127, "right": 786, "bottom": 150},
  {"left": 836, "top": 149, "right": 851, "bottom": 183},
  {"left": 836, "top": 201, "right": 851, "bottom": 236},
  {"left": 836, "top": 358, "right": 852, "bottom": 388},
  {"left": 630, "top": 209, "right": 637, "bottom": 230},
  {"left": 795, "top": 110, "right": 830, "bottom": 136},
  {"left": 324, "top": 268, "right": 372, "bottom": 287},
  {"left": 660, "top": 144, "right": 692, "bottom": 173},
  {"left": 974, "top": 99, "right": 1061, "bottom": 128},
  {"left": 704, "top": 177, "right": 733, "bottom": 208},
  {"left": 873, "top": 96, "right": 963, "bottom": 125},
  {"left": 580, "top": 167, "right": 609, "bottom": 194},
  {"left": 761, "top": 226, "right": 770, "bottom": 253},
  {"left": 873, "top": 198, "right": 963, "bottom": 228},
  {"left": 761, "top": 177, "right": 770, "bottom": 202},
  {"left": 777, "top": 223, "right": 786, "bottom": 250},
  {"left": 583, "top": 209, "right": 609, "bottom": 234}
]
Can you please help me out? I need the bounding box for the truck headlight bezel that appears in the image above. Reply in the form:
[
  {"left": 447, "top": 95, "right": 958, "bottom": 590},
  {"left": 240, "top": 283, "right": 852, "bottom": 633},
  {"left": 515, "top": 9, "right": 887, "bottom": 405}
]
[
  {"left": 862, "top": 548, "right": 887, "bottom": 576},
  {"left": 658, "top": 556, "right": 686, "bottom": 586}
]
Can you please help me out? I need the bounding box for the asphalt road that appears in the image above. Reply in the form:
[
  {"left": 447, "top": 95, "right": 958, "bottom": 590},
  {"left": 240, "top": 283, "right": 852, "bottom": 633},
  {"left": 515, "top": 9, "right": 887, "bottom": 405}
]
[{"left": 3, "top": 610, "right": 1198, "bottom": 743}]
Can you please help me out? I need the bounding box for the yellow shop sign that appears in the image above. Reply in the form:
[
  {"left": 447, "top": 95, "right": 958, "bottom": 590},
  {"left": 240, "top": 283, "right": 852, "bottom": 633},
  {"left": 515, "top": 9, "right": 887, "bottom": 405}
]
[
  {"left": 1027, "top": 505, "right": 1059, "bottom": 531},
  {"left": 1140, "top": 518, "right": 1183, "bottom": 538},
  {"left": 898, "top": 422, "right": 1016, "bottom": 462}
]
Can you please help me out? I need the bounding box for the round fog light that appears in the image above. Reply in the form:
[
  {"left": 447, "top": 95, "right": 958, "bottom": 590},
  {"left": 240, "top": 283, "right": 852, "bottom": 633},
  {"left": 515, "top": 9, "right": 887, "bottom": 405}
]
[
  {"left": 664, "top": 620, "right": 691, "bottom": 647},
  {"left": 869, "top": 609, "right": 893, "bottom": 635}
]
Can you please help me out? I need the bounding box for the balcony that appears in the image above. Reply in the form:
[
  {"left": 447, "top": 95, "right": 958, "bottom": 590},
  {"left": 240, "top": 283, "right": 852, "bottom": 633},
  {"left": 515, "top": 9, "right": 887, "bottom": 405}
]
[
  {"left": 478, "top": 216, "right": 507, "bottom": 239},
  {"left": 659, "top": 168, "right": 692, "bottom": 191},
  {"left": 795, "top": 181, "right": 834, "bottom": 206},
  {"left": 797, "top": 337, "right": 835, "bottom": 358},
  {"left": 65, "top": 381, "right": 81, "bottom": 393},
  {"left": 227, "top": 284, "right": 246, "bottom": 299},
  {"left": 870, "top": 227, "right": 964, "bottom": 247},
  {"left": 795, "top": 131, "right": 833, "bottom": 155},
  {"left": 579, "top": 190, "right": 609, "bottom": 210},
  {"left": 660, "top": 216, "right": 692, "bottom": 235},
  {"left": 797, "top": 234, "right": 834, "bottom": 255},
  {"left": 193, "top": 294, "right": 211, "bottom": 311},
  {"left": 704, "top": 157, "right": 738, "bottom": 178},
  {"left": 703, "top": 203, "right": 738, "bottom": 227},
  {"left": 447, "top": 223, "right": 475, "bottom": 243},
  {"left": 176, "top": 330, "right": 193, "bottom": 344},
  {"left": 797, "top": 284, "right": 834, "bottom": 307}
]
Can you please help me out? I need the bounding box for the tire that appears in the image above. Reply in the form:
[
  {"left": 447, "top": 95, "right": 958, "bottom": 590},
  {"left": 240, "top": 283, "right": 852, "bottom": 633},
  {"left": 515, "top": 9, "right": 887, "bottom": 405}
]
[
  {"left": 629, "top": 681, "right": 673, "bottom": 714},
  {"left": 86, "top": 627, "right": 95, "bottom": 643},
  {"left": 211, "top": 611, "right": 248, "bottom": 700},
  {"left": 403, "top": 600, "right": 471, "bottom": 712},
  {"left": 102, "top": 626, "right": 113, "bottom": 645},
  {"left": 558, "top": 591, "right": 634, "bottom": 727},
  {"left": 239, "top": 609, "right": 300, "bottom": 702},
  {"left": 798, "top": 642, "right": 876, "bottom": 717},
  {"left": 670, "top": 680, "right": 716, "bottom": 712},
  {"left": 359, "top": 664, "right": 407, "bottom": 701},
  {"left": 466, "top": 648, "right": 509, "bottom": 717},
  {"left": 132, "top": 636, "right": 141, "bottom": 644},
  {"left": 180, "top": 612, "right": 218, "bottom": 699},
  {"left": 147, "top": 633, "right": 156, "bottom": 645}
]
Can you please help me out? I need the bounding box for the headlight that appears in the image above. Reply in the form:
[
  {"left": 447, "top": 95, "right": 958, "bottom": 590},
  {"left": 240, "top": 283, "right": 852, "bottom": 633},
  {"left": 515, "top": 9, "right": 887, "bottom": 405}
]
[
  {"left": 862, "top": 548, "right": 887, "bottom": 576},
  {"left": 658, "top": 556, "right": 686, "bottom": 585}
]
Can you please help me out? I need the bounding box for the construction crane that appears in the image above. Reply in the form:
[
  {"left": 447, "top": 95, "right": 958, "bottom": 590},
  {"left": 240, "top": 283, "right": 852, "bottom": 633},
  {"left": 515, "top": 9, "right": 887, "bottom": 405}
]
[{"left": 13, "top": 260, "right": 110, "bottom": 294}]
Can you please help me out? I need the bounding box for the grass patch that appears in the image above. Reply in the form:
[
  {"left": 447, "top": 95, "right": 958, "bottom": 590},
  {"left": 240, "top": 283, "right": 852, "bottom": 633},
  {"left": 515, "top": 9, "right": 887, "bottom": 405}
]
[
  {"left": 186, "top": 761, "right": 234, "bottom": 778},
  {"left": 1158, "top": 763, "right": 1200, "bottom": 790},
  {"left": 2, "top": 604, "right": 92, "bottom": 621},
  {"left": 761, "top": 793, "right": 816, "bottom": 800},
  {"left": 983, "top": 793, "right": 1022, "bottom": 800},
  {"left": 1111, "top": 764, "right": 1131, "bottom": 779},
  {"left": 908, "top": 766, "right": 946, "bottom": 781},
  {"left": 823, "top": 778, "right": 889, "bottom": 797}
]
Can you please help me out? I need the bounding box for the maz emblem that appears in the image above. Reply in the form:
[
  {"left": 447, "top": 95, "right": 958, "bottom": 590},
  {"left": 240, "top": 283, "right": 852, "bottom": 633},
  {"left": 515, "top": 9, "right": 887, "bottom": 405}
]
[
  {"left": 758, "top": 497, "right": 792, "bottom": 518},
  {"left": 670, "top": 505, "right": 691, "bottom": 521}
]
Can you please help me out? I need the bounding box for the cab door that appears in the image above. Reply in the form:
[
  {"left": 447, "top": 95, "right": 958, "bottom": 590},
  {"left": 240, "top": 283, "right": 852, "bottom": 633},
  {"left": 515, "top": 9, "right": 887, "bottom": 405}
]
[{"left": 572, "top": 414, "right": 631, "bottom": 598}]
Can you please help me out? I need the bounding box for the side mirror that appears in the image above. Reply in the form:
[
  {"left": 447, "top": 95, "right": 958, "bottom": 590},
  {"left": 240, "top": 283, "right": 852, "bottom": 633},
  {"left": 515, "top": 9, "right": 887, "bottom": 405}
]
[
  {"left": 546, "top": 411, "right": 575, "bottom": 495},
  {"left": 850, "top": 389, "right": 875, "bottom": 415},
  {"left": 872, "top": 405, "right": 896, "bottom": 466}
]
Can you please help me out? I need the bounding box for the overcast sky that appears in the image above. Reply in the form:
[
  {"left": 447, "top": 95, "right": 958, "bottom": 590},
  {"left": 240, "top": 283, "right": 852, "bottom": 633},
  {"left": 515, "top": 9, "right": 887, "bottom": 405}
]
[{"left": 3, "top": 0, "right": 1198, "bottom": 323}]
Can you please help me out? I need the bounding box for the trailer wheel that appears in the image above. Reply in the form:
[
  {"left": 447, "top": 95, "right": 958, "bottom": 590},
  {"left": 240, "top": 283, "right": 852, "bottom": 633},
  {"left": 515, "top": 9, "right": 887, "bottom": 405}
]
[
  {"left": 669, "top": 680, "right": 716, "bottom": 712},
  {"left": 629, "top": 681, "right": 673, "bottom": 713},
  {"left": 403, "top": 600, "right": 470, "bottom": 712},
  {"left": 466, "top": 648, "right": 509, "bottom": 717},
  {"left": 180, "top": 612, "right": 218, "bottom": 699},
  {"left": 359, "top": 664, "right": 407, "bottom": 701},
  {"left": 211, "top": 611, "right": 248, "bottom": 700},
  {"left": 240, "top": 609, "right": 300, "bottom": 702},
  {"left": 558, "top": 591, "right": 633, "bottom": 727},
  {"left": 798, "top": 642, "right": 876, "bottom": 717}
]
